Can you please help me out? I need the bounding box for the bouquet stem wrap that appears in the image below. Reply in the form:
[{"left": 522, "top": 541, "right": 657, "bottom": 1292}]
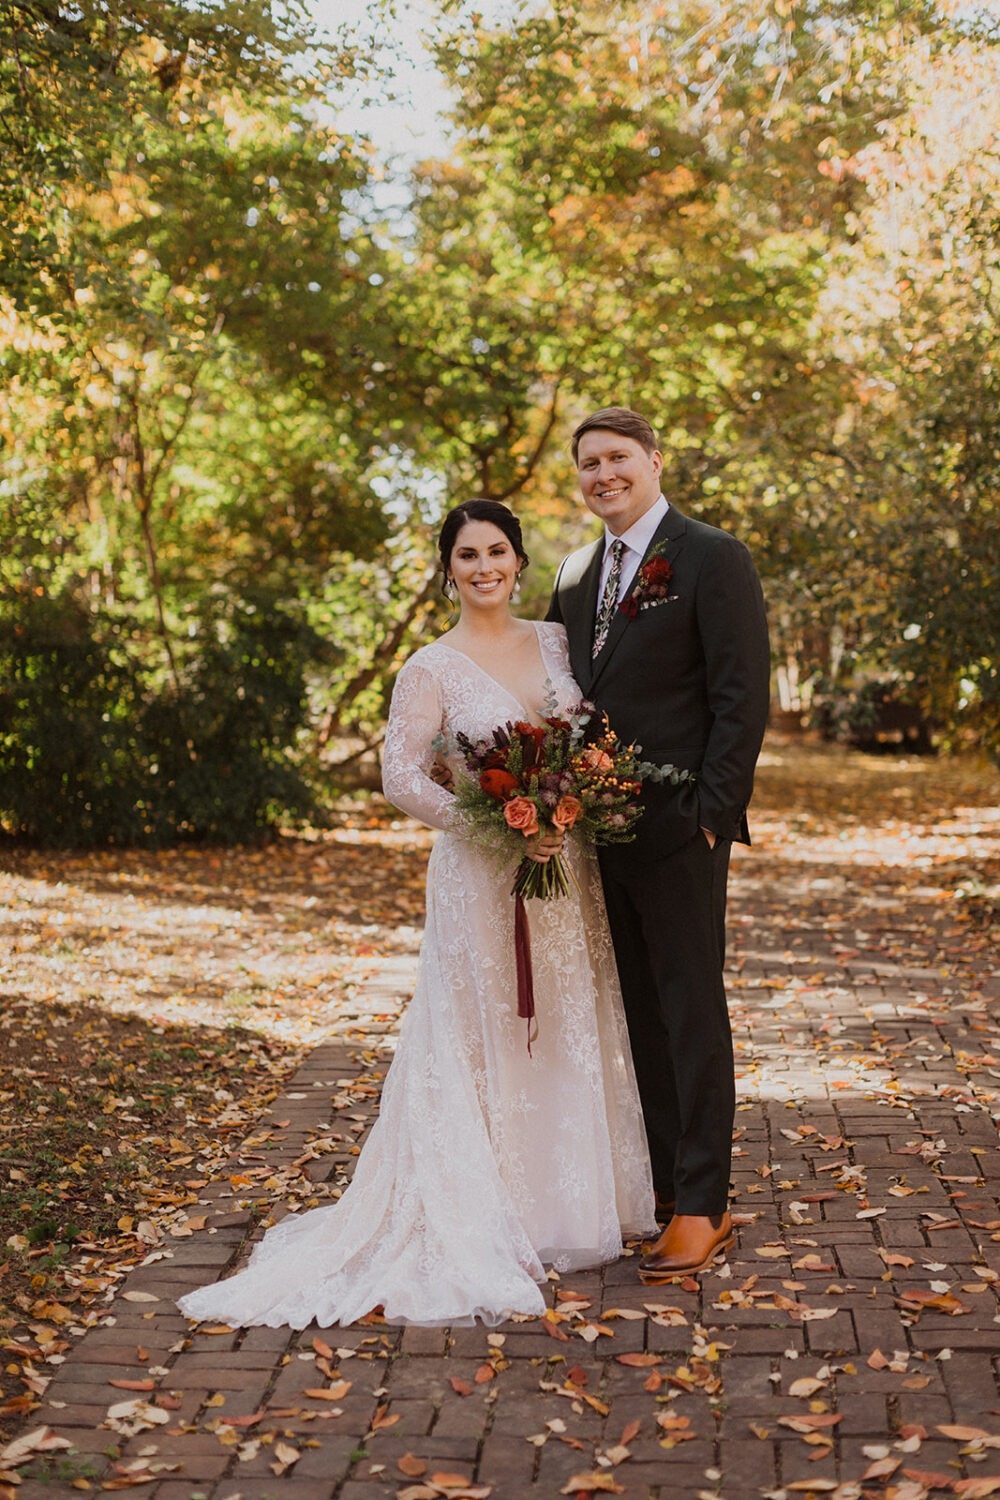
[{"left": 513, "top": 890, "right": 538, "bottom": 1052}]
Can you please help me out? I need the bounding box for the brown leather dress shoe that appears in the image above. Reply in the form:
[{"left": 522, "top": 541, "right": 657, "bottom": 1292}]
[
  {"left": 654, "top": 1195, "right": 676, "bottom": 1224},
  {"left": 638, "top": 1212, "right": 734, "bottom": 1282}
]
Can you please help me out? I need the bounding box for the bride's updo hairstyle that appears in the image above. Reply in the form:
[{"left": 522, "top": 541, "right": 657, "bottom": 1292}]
[{"left": 437, "top": 499, "right": 530, "bottom": 593}]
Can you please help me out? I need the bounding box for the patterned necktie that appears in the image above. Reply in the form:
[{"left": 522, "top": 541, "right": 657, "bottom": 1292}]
[{"left": 592, "top": 539, "right": 625, "bottom": 658}]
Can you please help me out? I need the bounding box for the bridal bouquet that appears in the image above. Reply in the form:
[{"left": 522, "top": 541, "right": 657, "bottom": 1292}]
[
  {"left": 445, "top": 706, "right": 694, "bottom": 1045},
  {"left": 452, "top": 706, "right": 649, "bottom": 901}
]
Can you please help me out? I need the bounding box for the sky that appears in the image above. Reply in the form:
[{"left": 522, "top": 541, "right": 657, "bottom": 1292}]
[{"left": 307, "top": 0, "right": 455, "bottom": 161}]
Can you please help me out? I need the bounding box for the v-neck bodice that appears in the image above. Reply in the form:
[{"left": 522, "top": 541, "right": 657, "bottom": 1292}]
[
  {"left": 381, "top": 622, "right": 582, "bottom": 834},
  {"left": 433, "top": 629, "right": 553, "bottom": 724}
]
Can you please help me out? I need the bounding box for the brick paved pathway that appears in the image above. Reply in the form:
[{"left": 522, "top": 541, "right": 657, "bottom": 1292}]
[{"left": 6, "top": 774, "right": 999, "bottom": 1500}]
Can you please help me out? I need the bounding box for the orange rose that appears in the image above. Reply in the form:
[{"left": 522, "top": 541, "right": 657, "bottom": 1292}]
[
  {"left": 552, "top": 795, "right": 583, "bottom": 829},
  {"left": 578, "top": 746, "right": 613, "bottom": 772},
  {"left": 503, "top": 797, "right": 540, "bottom": 837},
  {"left": 480, "top": 767, "right": 519, "bottom": 801}
]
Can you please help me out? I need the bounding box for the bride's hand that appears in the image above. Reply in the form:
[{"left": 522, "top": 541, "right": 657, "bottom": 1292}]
[
  {"left": 526, "top": 827, "right": 565, "bottom": 864},
  {"left": 429, "top": 758, "right": 455, "bottom": 792}
]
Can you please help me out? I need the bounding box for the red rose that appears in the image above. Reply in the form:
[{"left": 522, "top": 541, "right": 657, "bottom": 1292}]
[
  {"left": 642, "top": 557, "right": 673, "bottom": 587},
  {"left": 480, "top": 767, "right": 519, "bottom": 800},
  {"left": 513, "top": 721, "right": 546, "bottom": 774}
]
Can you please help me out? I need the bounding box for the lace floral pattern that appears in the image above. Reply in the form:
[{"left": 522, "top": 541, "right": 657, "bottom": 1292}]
[{"left": 178, "top": 622, "right": 654, "bottom": 1330}]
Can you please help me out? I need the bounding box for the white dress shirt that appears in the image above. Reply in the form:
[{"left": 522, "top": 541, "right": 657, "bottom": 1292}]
[{"left": 595, "top": 495, "right": 670, "bottom": 611}]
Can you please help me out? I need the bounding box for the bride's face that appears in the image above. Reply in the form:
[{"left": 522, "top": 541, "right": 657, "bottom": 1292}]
[{"left": 448, "top": 520, "right": 520, "bottom": 613}]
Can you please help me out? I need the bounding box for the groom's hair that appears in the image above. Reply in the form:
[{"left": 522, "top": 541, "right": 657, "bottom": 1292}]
[{"left": 571, "top": 407, "right": 659, "bottom": 462}]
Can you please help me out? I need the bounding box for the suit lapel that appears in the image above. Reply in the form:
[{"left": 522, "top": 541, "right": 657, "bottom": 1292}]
[
  {"left": 565, "top": 539, "right": 604, "bottom": 691},
  {"left": 590, "top": 506, "right": 689, "bottom": 686}
]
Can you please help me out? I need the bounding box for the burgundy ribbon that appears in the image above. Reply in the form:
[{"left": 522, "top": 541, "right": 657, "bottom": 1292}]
[{"left": 513, "top": 891, "right": 537, "bottom": 1054}]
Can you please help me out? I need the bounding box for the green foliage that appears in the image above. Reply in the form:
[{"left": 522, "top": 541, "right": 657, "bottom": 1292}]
[
  {"left": 0, "top": 593, "right": 148, "bottom": 845},
  {"left": 886, "top": 347, "right": 1000, "bottom": 758},
  {"left": 0, "top": 0, "right": 327, "bottom": 311},
  {"left": 2, "top": 0, "right": 999, "bottom": 850},
  {"left": 405, "top": 0, "right": 999, "bottom": 759},
  {"left": 0, "top": 589, "right": 325, "bottom": 846},
  {"left": 138, "top": 589, "right": 328, "bottom": 842}
]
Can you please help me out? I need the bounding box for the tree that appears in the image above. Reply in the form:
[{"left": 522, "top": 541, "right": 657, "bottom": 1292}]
[{"left": 0, "top": 1, "right": 422, "bottom": 840}]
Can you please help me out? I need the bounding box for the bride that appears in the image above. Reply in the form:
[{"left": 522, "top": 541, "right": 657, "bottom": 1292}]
[{"left": 177, "top": 500, "right": 655, "bottom": 1329}]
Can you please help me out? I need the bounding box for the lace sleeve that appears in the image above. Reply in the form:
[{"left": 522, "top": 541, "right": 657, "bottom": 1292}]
[{"left": 381, "top": 655, "right": 457, "bottom": 833}]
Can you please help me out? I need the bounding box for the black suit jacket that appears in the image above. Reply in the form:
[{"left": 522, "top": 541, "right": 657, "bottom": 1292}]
[{"left": 548, "top": 504, "right": 770, "bottom": 867}]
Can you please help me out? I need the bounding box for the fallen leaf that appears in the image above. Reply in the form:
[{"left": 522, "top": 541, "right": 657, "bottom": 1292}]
[
  {"left": 217, "top": 1408, "right": 267, "bottom": 1429},
  {"left": 897, "top": 1290, "right": 970, "bottom": 1316},
  {"left": 0, "top": 1426, "right": 74, "bottom": 1467},
  {"left": 879, "top": 1251, "right": 915, "bottom": 1268},
  {"left": 779, "top": 1414, "right": 843, "bottom": 1433},
  {"left": 369, "top": 1404, "right": 400, "bottom": 1433},
  {"left": 937, "top": 1425, "right": 1000, "bottom": 1444},
  {"left": 398, "top": 1454, "right": 428, "bottom": 1478},
  {"left": 560, "top": 1475, "right": 625, "bottom": 1495},
  {"left": 303, "top": 1381, "right": 352, "bottom": 1401},
  {"left": 789, "top": 1377, "right": 826, "bottom": 1398},
  {"left": 656, "top": 1415, "right": 694, "bottom": 1436},
  {"left": 270, "top": 1439, "right": 300, "bottom": 1475},
  {"left": 861, "top": 1457, "right": 902, "bottom": 1480}
]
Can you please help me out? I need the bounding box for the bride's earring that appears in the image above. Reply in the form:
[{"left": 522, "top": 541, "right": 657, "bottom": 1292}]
[
  {"left": 510, "top": 572, "right": 522, "bottom": 604},
  {"left": 444, "top": 578, "right": 457, "bottom": 603}
]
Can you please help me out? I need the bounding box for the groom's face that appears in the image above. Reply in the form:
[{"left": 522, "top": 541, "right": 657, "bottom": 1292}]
[{"left": 576, "top": 429, "right": 663, "bottom": 536}]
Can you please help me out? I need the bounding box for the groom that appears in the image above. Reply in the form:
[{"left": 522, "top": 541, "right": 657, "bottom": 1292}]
[{"left": 548, "top": 407, "right": 770, "bottom": 1281}]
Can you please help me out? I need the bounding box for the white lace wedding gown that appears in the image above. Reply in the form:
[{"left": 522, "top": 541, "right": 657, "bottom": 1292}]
[{"left": 177, "top": 622, "right": 654, "bottom": 1328}]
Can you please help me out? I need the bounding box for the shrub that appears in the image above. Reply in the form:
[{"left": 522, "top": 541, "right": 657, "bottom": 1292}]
[{"left": 0, "top": 589, "right": 325, "bottom": 846}]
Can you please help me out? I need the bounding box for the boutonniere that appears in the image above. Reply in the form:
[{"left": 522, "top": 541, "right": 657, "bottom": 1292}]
[{"left": 619, "top": 548, "right": 677, "bottom": 620}]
